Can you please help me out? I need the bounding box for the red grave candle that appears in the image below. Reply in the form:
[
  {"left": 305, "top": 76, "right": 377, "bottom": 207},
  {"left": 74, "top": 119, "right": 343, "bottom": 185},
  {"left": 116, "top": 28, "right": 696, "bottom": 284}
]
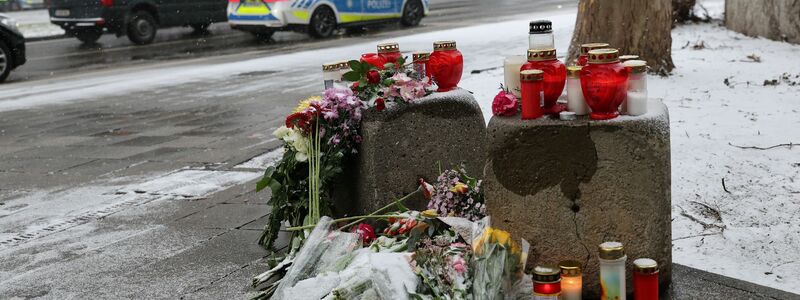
[
  {"left": 361, "top": 53, "right": 386, "bottom": 70},
  {"left": 427, "top": 40, "right": 463, "bottom": 92},
  {"left": 578, "top": 43, "right": 610, "bottom": 66},
  {"left": 377, "top": 42, "right": 402, "bottom": 66},
  {"left": 521, "top": 48, "right": 566, "bottom": 115},
  {"left": 520, "top": 69, "right": 544, "bottom": 120},
  {"left": 532, "top": 265, "right": 562, "bottom": 299},
  {"left": 634, "top": 258, "right": 660, "bottom": 300},
  {"left": 580, "top": 48, "right": 629, "bottom": 120}
]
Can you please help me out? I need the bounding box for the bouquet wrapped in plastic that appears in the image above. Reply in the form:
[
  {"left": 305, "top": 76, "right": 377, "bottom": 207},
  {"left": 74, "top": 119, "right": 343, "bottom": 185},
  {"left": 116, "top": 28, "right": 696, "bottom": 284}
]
[{"left": 470, "top": 217, "right": 530, "bottom": 300}]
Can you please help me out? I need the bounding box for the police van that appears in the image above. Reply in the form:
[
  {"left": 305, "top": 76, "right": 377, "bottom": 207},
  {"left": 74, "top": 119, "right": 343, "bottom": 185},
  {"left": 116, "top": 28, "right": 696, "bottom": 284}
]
[{"left": 227, "top": 0, "right": 429, "bottom": 39}]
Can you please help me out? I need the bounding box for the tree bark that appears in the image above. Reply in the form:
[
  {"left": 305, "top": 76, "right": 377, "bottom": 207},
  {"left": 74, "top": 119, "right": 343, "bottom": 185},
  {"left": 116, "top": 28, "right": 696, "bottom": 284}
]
[
  {"left": 726, "top": 0, "right": 800, "bottom": 44},
  {"left": 673, "top": 0, "right": 697, "bottom": 23},
  {"left": 568, "top": 0, "right": 675, "bottom": 75}
]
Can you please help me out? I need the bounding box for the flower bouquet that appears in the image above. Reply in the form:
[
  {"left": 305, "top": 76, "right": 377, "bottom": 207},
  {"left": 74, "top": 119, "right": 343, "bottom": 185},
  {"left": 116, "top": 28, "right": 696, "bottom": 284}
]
[{"left": 471, "top": 217, "right": 530, "bottom": 300}]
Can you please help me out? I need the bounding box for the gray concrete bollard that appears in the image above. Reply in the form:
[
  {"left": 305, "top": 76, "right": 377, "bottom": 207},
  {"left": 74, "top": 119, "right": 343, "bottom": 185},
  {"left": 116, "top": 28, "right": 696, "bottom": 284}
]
[
  {"left": 334, "top": 88, "right": 487, "bottom": 216},
  {"left": 485, "top": 100, "right": 672, "bottom": 298}
]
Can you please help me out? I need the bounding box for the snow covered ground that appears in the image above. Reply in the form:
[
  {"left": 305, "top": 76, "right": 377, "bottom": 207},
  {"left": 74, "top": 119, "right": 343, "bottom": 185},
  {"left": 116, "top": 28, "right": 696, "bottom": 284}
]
[
  {"left": 2, "top": 9, "right": 65, "bottom": 39},
  {"left": 1, "top": 0, "right": 798, "bottom": 294}
]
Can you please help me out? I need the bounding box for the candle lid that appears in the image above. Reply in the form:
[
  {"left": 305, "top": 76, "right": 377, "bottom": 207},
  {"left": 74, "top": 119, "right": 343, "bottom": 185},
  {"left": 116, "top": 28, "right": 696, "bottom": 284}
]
[
  {"left": 588, "top": 48, "right": 620, "bottom": 64},
  {"left": 598, "top": 241, "right": 625, "bottom": 260},
  {"left": 624, "top": 60, "right": 648, "bottom": 73},
  {"left": 527, "top": 48, "right": 557, "bottom": 61},
  {"left": 520, "top": 69, "right": 544, "bottom": 81},
  {"left": 619, "top": 54, "right": 640, "bottom": 62},
  {"left": 529, "top": 20, "right": 552, "bottom": 34},
  {"left": 633, "top": 258, "right": 659, "bottom": 274},
  {"left": 558, "top": 260, "right": 582, "bottom": 276},
  {"left": 566, "top": 65, "right": 582, "bottom": 78},
  {"left": 412, "top": 51, "right": 430, "bottom": 62},
  {"left": 377, "top": 42, "right": 400, "bottom": 53},
  {"left": 322, "top": 61, "right": 350, "bottom": 72},
  {"left": 580, "top": 43, "right": 610, "bottom": 55},
  {"left": 433, "top": 40, "right": 457, "bottom": 51},
  {"left": 532, "top": 265, "right": 561, "bottom": 283}
]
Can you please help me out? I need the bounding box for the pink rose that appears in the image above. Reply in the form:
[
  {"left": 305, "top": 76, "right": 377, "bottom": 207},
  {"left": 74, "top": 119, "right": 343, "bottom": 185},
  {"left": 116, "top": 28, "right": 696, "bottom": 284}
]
[{"left": 492, "top": 90, "right": 518, "bottom": 117}]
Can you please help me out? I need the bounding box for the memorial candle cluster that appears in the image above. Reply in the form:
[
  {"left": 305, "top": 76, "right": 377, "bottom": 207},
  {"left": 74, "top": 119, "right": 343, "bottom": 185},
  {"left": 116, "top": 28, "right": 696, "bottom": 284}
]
[{"left": 353, "top": 40, "right": 464, "bottom": 92}]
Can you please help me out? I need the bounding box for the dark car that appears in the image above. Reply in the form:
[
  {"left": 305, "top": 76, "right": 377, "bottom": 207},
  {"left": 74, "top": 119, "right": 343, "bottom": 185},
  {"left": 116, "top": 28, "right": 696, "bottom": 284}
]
[
  {"left": 48, "top": 0, "right": 227, "bottom": 45},
  {"left": 0, "top": 13, "right": 26, "bottom": 83}
]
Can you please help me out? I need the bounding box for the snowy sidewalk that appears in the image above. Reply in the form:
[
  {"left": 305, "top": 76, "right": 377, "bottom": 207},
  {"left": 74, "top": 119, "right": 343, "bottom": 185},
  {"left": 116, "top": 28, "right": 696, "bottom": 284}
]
[{"left": 2, "top": 9, "right": 64, "bottom": 39}]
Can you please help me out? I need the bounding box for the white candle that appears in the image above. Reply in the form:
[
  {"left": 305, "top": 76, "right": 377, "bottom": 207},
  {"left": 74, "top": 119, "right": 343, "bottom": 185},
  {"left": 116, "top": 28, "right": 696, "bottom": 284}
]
[
  {"left": 559, "top": 260, "right": 583, "bottom": 300},
  {"left": 627, "top": 91, "right": 648, "bottom": 116},
  {"left": 566, "top": 66, "right": 589, "bottom": 115},
  {"left": 624, "top": 60, "right": 648, "bottom": 116},
  {"left": 504, "top": 55, "right": 526, "bottom": 97},
  {"left": 599, "top": 242, "right": 627, "bottom": 300}
]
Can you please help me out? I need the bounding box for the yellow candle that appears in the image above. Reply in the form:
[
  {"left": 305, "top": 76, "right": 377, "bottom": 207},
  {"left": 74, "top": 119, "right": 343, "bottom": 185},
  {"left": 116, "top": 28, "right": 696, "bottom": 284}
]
[{"left": 560, "top": 260, "right": 583, "bottom": 300}]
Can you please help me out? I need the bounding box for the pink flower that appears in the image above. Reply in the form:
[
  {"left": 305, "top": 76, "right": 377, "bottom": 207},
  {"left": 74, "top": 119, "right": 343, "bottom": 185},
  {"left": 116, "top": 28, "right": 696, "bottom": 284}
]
[
  {"left": 352, "top": 223, "right": 376, "bottom": 245},
  {"left": 492, "top": 90, "right": 518, "bottom": 117},
  {"left": 452, "top": 256, "right": 467, "bottom": 274}
]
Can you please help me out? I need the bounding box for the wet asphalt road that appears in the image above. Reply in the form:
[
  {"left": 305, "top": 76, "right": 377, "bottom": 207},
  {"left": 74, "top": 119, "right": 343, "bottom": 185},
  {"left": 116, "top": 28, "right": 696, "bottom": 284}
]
[{"left": 9, "top": 0, "right": 575, "bottom": 83}]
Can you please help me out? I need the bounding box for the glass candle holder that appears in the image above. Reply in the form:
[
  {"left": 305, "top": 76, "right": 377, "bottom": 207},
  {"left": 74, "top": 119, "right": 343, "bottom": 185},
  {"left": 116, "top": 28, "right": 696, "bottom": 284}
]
[
  {"left": 360, "top": 53, "right": 386, "bottom": 70},
  {"left": 533, "top": 265, "right": 562, "bottom": 299},
  {"left": 599, "top": 242, "right": 627, "bottom": 300},
  {"left": 624, "top": 59, "right": 648, "bottom": 116},
  {"left": 503, "top": 55, "right": 527, "bottom": 97},
  {"left": 412, "top": 52, "right": 430, "bottom": 81},
  {"left": 522, "top": 48, "right": 567, "bottom": 115},
  {"left": 566, "top": 66, "right": 590, "bottom": 115},
  {"left": 577, "top": 43, "right": 610, "bottom": 66},
  {"left": 633, "top": 258, "right": 659, "bottom": 300},
  {"left": 520, "top": 69, "right": 544, "bottom": 120},
  {"left": 559, "top": 260, "right": 583, "bottom": 300},
  {"left": 428, "top": 40, "right": 463, "bottom": 92},
  {"left": 581, "top": 48, "right": 628, "bottom": 120},
  {"left": 322, "top": 61, "right": 350, "bottom": 90},
  {"left": 529, "top": 20, "right": 554, "bottom": 49},
  {"left": 377, "top": 42, "right": 402, "bottom": 66}
]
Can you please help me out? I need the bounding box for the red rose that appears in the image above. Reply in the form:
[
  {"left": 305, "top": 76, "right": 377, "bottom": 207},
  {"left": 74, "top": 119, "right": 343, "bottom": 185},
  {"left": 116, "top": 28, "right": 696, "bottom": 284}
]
[
  {"left": 352, "top": 223, "right": 376, "bottom": 245},
  {"left": 375, "top": 98, "right": 386, "bottom": 111},
  {"left": 367, "top": 70, "right": 381, "bottom": 84},
  {"left": 492, "top": 90, "right": 519, "bottom": 117}
]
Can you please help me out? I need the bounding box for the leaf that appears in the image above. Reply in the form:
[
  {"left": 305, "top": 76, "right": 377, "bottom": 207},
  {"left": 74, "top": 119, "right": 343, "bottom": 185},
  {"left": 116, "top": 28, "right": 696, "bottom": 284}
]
[
  {"left": 383, "top": 62, "right": 395, "bottom": 70},
  {"left": 348, "top": 60, "right": 362, "bottom": 72},
  {"left": 343, "top": 70, "right": 362, "bottom": 82},
  {"left": 256, "top": 166, "right": 276, "bottom": 192}
]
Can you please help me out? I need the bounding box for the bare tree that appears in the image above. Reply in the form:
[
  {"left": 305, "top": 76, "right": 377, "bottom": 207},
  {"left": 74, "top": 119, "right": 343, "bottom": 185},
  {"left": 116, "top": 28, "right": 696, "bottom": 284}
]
[{"left": 568, "top": 0, "right": 675, "bottom": 75}]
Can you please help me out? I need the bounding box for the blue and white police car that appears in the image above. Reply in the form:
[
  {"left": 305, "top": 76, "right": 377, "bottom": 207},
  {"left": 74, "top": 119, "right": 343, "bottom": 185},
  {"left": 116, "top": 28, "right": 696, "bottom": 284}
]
[{"left": 227, "top": 0, "right": 429, "bottom": 39}]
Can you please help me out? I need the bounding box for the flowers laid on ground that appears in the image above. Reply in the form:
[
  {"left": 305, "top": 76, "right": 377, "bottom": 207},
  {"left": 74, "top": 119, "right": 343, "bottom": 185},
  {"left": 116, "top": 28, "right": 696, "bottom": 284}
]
[
  {"left": 255, "top": 54, "right": 435, "bottom": 250},
  {"left": 423, "top": 166, "right": 487, "bottom": 222},
  {"left": 471, "top": 224, "right": 529, "bottom": 300},
  {"left": 492, "top": 85, "right": 520, "bottom": 117}
]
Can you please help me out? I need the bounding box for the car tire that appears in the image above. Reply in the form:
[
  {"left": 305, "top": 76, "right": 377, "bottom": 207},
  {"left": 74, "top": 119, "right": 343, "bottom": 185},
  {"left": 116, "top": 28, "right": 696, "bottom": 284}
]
[
  {"left": 0, "top": 40, "right": 11, "bottom": 83},
  {"left": 127, "top": 10, "right": 158, "bottom": 45},
  {"left": 73, "top": 28, "right": 104, "bottom": 44},
  {"left": 400, "top": 0, "right": 423, "bottom": 27},
  {"left": 309, "top": 5, "right": 336, "bottom": 38},
  {"left": 250, "top": 30, "right": 275, "bottom": 41}
]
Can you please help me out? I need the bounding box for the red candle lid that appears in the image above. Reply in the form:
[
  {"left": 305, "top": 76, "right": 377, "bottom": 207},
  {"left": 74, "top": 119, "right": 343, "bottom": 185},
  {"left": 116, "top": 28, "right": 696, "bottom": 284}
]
[
  {"left": 520, "top": 69, "right": 544, "bottom": 82},
  {"left": 412, "top": 51, "right": 430, "bottom": 62},
  {"left": 588, "top": 48, "right": 620, "bottom": 64},
  {"left": 433, "top": 40, "right": 457, "bottom": 51},
  {"left": 532, "top": 265, "right": 561, "bottom": 283},
  {"left": 580, "top": 42, "right": 610, "bottom": 55},
  {"left": 527, "top": 48, "right": 557, "bottom": 62},
  {"left": 634, "top": 258, "right": 659, "bottom": 274},
  {"left": 377, "top": 42, "right": 400, "bottom": 53}
]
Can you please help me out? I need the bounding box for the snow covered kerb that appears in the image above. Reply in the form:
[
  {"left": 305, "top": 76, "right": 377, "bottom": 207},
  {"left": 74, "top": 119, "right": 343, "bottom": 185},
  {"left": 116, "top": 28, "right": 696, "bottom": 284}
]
[{"left": 484, "top": 99, "right": 672, "bottom": 298}]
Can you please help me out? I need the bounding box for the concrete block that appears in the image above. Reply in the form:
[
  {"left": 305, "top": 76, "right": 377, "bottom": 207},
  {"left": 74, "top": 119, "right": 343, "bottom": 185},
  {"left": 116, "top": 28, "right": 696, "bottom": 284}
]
[
  {"left": 337, "top": 89, "right": 486, "bottom": 215},
  {"left": 485, "top": 100, "right": 671, "bottom": 298}
]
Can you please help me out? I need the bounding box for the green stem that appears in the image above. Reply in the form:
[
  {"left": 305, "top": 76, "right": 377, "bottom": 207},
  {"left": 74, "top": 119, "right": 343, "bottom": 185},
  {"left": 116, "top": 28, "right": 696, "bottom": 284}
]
[
  {"left": 338, "top": 187, "right": 422, "bottom": 231},
  {"left": 286, "top": 214, "right": 404, "bottom": 231}
]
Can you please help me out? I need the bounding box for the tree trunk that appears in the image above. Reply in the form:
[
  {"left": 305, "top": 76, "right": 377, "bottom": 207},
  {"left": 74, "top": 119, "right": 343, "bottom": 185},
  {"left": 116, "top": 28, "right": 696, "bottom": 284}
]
[
  {"left": 568, "top": 0, "right": 675, "bottom": 75},
  {"left": 673, "top": 0, "right": 697, "bottom": 23},
  {"left": 726, "top": 0, "right": 800, "bottom": 44}
]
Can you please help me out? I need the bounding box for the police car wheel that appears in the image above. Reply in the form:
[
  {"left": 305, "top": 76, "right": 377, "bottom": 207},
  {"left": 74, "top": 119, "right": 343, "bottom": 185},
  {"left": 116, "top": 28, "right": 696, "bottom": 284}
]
[
  {"left": 127, "top": 10, "right": 158, "bottom": 45},
  {"left": 401, "top": 0, "right": 423, "bottom": 27},
  {"left": 0, "top": 40, "right": 10, "bottom": 83},
  {"left": 309, "top": 6, "right": 336, "bottom": 38},
  {"left": 73, "top": 28, "right": 104, "bottom": 44}
]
